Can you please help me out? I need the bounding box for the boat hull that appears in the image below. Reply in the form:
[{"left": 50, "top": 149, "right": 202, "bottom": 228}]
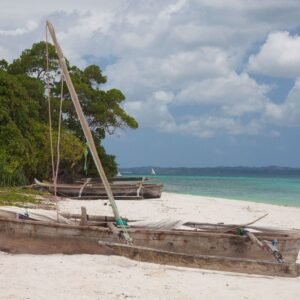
[
  {"left": 0, "top": 217, "right": 299, "bottom": 277},
  {"left": 34, "top": 179, "right": 163, "bottom": 199}
]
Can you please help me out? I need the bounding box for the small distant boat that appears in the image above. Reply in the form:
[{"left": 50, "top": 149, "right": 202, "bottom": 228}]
[
  {"left": 151, "top": 168, "right": 156, "bottom": 175},
  {"left": 117, "top": 171, "right": 122, "bottom": 177}
]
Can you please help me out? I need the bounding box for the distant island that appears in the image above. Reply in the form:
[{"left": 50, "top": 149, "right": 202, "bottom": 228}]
[{"left": 120, "top": 166, "right": 300, "bottom": 177}]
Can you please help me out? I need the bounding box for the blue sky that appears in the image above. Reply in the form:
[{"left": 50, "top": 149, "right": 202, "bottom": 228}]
[{"left": 1, "top": 1, "right": 300, "bottom": 167}]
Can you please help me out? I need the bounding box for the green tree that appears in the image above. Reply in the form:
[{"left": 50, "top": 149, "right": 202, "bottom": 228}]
[
  {"left": 3, "top": 41, "right": 138, "bottom": 182},
  {"left": 0, "top": 69, "right": 84, "bottom": 185}
]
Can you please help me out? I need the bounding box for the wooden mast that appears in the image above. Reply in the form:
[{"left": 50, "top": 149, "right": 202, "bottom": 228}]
[{"left": 46, "top": 21, "right": 131, "bottom": 241}]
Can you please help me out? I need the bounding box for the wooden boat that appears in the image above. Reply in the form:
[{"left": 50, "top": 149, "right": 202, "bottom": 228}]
[
  {"left": 5, "top": 22, "right": 297, "bottom": 278},
  {"left": 0, "top": 209, "right": 299, "bottom": 277},
  {"left": 34, "top": 178, "right": 163, "bottom": 199},
  {"left": 76, "top": 176, "right": 150, "bottom": 184}
]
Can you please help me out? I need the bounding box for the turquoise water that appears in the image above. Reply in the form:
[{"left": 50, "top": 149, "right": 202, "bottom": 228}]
[{"left": 145, "top": 175, "right": 300, "bottom": 207}]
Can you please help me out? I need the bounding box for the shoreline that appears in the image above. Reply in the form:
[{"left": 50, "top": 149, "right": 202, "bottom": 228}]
[
  {"left": 142, "top": 173, "right": 300, "bottom": 207},
  {"left": 164, "top": 190, "right": 300, "bottom": 208},
  {"left": 0, "top": 192, "right": 299, "bottom": 299}
]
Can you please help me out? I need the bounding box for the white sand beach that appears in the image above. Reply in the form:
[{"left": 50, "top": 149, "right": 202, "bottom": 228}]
[{"left": 0, "top": 192, "right": 299, "bottom": 300}]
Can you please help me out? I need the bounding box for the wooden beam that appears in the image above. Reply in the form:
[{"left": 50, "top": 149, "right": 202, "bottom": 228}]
[
  {"left": 80, "top": 207, "right": 88, "bottom": 226},
  {"left": 98, "top": 241, "right": 300, "bottom": 277}
]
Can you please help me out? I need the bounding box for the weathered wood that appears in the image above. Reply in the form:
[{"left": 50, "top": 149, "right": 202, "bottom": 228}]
[
  {"left": 80, "top": 207, "right": 88, "bottom": 226},
  {"left": 107, "top": 222, "right": 122, "bottom": 236},
  {"left": 61, "top": 213, "right": 118, "bottom": 222},
  {"left": 46, "top": 21, "right": 131, "bottom": 241},
  {"left": 69, "top": 195, "right": 144, "bottom": 200},
  {"left": 184, "top": 222, "right": 298, "bottom": 234},
  {"left": 0, "top": 216, "right": 299, "bottom": 277},
  {"left": 97, "top": 241, "right": 300, "bottom": 277},
  {"left": 34, "top": 179, "right": 163, "bottom": 199},
  {"left": 76, "top": 177, "right": 150, "bottom": 184},
  {"left": 58, "top": 214, "right": 296, "bottom": 235}
]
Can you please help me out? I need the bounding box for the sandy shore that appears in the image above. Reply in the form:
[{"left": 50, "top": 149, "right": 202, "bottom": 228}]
[{"left": 0, "top": 192, "right": 299, "bottom": 299}]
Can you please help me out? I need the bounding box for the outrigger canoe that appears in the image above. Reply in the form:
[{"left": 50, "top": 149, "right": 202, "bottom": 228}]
[
  {"left": 0, "top": 207, "right": 299, "bottom": 277},
  {"left": 34, "top": 178, "right": 163, "bottom": 199}
]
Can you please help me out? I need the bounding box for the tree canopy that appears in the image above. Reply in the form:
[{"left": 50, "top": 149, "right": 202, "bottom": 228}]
[{"left": 0, "top": 42, "right": 138, "bottom": 185}]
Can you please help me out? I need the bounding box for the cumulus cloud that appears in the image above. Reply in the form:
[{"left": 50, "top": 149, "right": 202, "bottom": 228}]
[
  {"left": 125, "top": 96, "right": 177, "bottom": 132},
  {"left": 104, "top": 46, "right": 233, "bottom": 101},
  {"left": 175, "top": 72, "right": 270, "bottom": 116},
  {"left": 264, "top": 78, "right": 300, "bottom": 126},
  {"left": 2, "top": 1, "right": 300, "bottom": 138},
  {"left": 174, "top": 116, "right": 263, "bottom": 138},
  {"left": 248, "top": 31, "right": 300, "bottom": 78},
  {"left": 0, "top": 20, "right": 38, "bottom": 36},
  {"left": 154, "top": 90, "right": 174, "bottom": 104},
  {"left": 161, "top": 47, "right": 232, "bottom": 80},
  {"left": 0, "top": 46, "right": 11, "bottom": 60}
]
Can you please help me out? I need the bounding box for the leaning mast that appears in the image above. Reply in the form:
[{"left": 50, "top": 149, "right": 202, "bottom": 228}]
[{"left": 46, "top": 21, "right": 131, "bottom": 241}]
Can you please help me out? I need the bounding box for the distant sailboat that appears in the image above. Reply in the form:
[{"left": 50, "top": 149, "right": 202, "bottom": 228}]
[
  {"left": 117, "top": 171, "right": 122, "bottom": 177},
  {"left": 151, "top": 168, "right": 156, "bottom": 175}
]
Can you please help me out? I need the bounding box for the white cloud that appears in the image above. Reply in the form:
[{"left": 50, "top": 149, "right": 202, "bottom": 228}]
[
  {"left": 2, "top": 1, "right": 300, "bottom": 138},
  {"left": 195, "top": 0, "right": 299, "bottom": 9},
  {"left": 154, "top": 91, "right": 174, "bottom": 104},
  {"left": 264, "top": 78, "right": 300, "bottom": 126},
  {"left": 104, "top": 46, "right": 234, "bottom": 102},
  {"left": 173, "top": 116, "right": 263, "bottom": 138},
  {"left": 0, "top": 46, "right": 11, "bottom": 61},
  {"left": 161, "top": 47, "right": 232, "bottom": 80},
  {"left": 125, "top": 97, "right": 176, "bottom": 132},
  {"left": 176, "top": 72, "right": 270, "bottom": 116},
  {"left": 248, "top": 31, "right": 300, "bottom": 78},
  {"left": 0, "top": 20, "right": 38, "bottom": 36}
]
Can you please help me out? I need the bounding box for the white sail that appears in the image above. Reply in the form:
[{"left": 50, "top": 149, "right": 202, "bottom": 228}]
[
  {"left": 151, "top": 168, "right": 156, "bottom": 175},
  {"left": 117, "top": 171, "right": 122, "bottom": 177}
]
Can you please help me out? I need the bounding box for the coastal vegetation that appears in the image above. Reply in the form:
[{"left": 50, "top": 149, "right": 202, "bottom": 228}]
[
  {"left": 0, "top": 187, "right": 44, "bottom": 206},
  {"left": 0, "top": 42, "right": 138, "bottom": 186}
]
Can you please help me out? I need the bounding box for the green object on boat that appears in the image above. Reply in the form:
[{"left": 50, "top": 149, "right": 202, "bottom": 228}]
[
  {"left": 115, "top": 217, "right": 128, "bottom": 228},
  {"left": 236, "top": 227, "right": 245, "bottom": 236},
  {"left": 83, "top": 143, "right": 89, "bottom": 174}
]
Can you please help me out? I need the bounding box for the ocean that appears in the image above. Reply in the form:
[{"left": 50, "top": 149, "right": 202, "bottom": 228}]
[
  {"left": 121, "top": 166, "right": 300, "bottom": 207},
  {"left": 122, "top": 170, "right": 300, "bottom": 207}
]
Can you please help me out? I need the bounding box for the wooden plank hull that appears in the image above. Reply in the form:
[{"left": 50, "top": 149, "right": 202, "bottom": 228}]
[
  {"left": 34, "top": 179, "right": 163, "bottom": 199},
  {"left": 98, "top": 242, "right": 300, "bottom": 278},
  {"left": 0, "top": 217, "right": 299, "bottom": 277}
]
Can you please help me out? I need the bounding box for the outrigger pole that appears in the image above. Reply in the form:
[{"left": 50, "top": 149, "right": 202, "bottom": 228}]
[{"left": 46, "top": 21, "right": 132, "bottom": 242}]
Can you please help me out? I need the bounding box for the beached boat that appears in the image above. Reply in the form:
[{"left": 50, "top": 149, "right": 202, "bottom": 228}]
[
  {"left": 0, "top": 207, "right": 299, "bottom": 277},
  {"left": 3, "top": 21, "right": 299, "bottom": 278},
  {"left": 34, "top": 178, "right": 163, "bottom": 199},
  {"left": 77, "top": 176, "right": 150, "bottom": 183}
]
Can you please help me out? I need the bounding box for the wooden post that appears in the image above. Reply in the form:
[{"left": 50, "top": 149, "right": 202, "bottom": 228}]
[{"left": 80, "top": 207, "right": 88, "bottom": 226}]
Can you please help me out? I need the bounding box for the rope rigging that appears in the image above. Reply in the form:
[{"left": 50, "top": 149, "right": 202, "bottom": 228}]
[
  {"left": 46, "top": 26, "right": 65, "bottom": 219},
  {"left": 45, "top": 26, "right": 55, "bottom": 187}
]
